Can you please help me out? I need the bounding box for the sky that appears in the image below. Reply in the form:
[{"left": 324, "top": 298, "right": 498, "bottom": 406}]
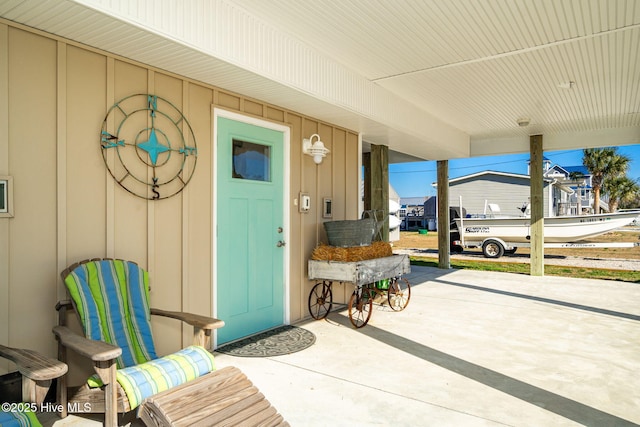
[{"left": 389, "top": 144, "right": 640, "bottom": 198}]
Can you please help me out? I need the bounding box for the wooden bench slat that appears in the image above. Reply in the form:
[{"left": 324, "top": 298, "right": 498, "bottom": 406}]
[
  {"left": 152, "top": 383, "right": 259, "bottom": 423},
  {"left": 143, "top": 368, "right": 256, "bottom": 421},
  {"left": 254, "top": 411, "right": 289, "bottom": 427},
  {"left": 215, "top": 402, "right": 276, "bottom": 427},
  {"left": 65, "top": 383, "right": 130, "bottom": 413},
  {"left": 184, "top": 394, "right": 271, "bottom": 427},
  {"left": 144, "top": 367, "right": 245, "bottom": 405},
  {"left": 139, "top": 366, "right": 288, "bottom": 427}
]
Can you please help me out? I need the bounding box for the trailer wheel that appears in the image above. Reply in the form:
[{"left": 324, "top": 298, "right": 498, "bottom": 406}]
[{"left": 482, "top": 240, "right": 504, "bottom": 258}]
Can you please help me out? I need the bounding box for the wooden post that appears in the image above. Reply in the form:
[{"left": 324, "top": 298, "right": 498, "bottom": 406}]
[
  {"left": 437, "top": 160, "right": 451, "bottom": 269},
  {"left": 365, "top": 145, "right": 389, "bottom": 241},
  {"left": 99, "top": 360, "right": 118, "bottom": 427},
  {"left": 530, "top": 135, "right": 544, "bottom": 276},
  {"left": 363, "top": 152, "right": 371, "bottom": 211}
]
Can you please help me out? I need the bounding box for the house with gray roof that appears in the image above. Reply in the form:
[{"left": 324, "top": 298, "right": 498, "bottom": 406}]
[{"left": 433, "top": 162, "right": 600, "bottom": 218}]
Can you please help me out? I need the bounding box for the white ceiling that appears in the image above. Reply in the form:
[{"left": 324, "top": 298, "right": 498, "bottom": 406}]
[{"left": 1, "top": 0, "right": 639, "bottom": 162}]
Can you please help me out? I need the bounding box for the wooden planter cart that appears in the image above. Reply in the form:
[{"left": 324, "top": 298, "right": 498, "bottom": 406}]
[{"left": 307, "top": 254, "right": 411, "bottom": 328}]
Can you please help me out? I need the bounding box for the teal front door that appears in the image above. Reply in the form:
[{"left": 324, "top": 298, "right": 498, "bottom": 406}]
[{"left": 216, "top": 116, "right": 286, "bottom": 345}]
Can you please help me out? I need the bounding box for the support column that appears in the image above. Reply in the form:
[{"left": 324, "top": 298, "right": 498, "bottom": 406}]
[
  {"left": 530, "top": 135, "right": 544, "bottom": 276},
  {"left": 363, "top": 145, "right": 389, "bottom": 241},
  {"left": 363, "top": 152, "right": 371, "bottom": 211},
  {"left": 437, "top": 160, "right": 450, "bottom": 269}
]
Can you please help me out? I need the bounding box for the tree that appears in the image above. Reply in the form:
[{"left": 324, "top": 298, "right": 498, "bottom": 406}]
[
  {"left": 582, "top": 148, "right": 630, "bottom": 213},
  {"left": 621, "top": 188, "right": 640, "bottom": 210},
  {"left": 568, "top": 171, "right": 585, "bottom": 182},
  {"left": 606, "top": 177, "right": 640, "bottom": 211}
]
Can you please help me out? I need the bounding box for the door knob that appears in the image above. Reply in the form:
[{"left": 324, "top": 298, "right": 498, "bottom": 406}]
[{"left": 276, "top": 240, "right": 286, "bottom": 247}]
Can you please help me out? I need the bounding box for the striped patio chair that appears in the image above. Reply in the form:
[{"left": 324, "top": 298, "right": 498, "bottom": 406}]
[{"left": 53, "top": 259, "right": 225, "bottom": 427}]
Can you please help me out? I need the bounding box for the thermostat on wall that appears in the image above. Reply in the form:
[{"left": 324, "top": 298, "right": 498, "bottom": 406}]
[{"left": 299, "top": 192, "right": 310, "bottom": 213}]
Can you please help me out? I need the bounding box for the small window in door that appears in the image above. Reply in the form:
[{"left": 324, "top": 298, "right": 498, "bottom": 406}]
[{"left": 232, "top": 139, "right": 271, "bottom": 182}]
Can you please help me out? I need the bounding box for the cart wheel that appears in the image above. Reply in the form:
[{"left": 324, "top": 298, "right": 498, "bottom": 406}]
[
  {"left": 308, "top": 281, "right": 333, "bottom": 320},
  {"left": 348, "top": 286, "right": 373, "bottom": 328},
  {"left": 387, "top": 277, "right": 411, "bottom": 311}
]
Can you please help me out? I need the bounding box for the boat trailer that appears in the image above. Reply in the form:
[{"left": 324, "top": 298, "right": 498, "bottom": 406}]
[{"left": 451, "top": 235, "right": 640, "bottom": 259}]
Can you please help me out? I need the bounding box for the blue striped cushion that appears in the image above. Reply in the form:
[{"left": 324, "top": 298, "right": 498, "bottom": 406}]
[
  {"left": 116, "top": 346, "right": 216, "bottom": 409},
  {"left": 0, "top": 408, "right": 41, "bottom": 427},
  {"left": 64, "top": 260, "right": 157, "bottom": 369}
]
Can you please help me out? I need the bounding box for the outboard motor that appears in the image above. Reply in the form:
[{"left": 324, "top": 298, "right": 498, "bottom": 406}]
[{"left": 449, "top": 207, "right": 464, "bottom": 253}]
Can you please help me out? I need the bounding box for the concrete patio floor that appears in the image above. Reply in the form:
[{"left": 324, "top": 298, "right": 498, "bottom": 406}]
[
  {"left": 47, "top": 265, "right": 640, "bottom": 426},
  {"left": 213, "top": 266, "right": 640, "bottom": 426}
]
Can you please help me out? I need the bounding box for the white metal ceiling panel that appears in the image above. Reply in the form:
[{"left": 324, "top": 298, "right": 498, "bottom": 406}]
[{"left": 1, "top": 0, "right": 638, "bottom": 160}]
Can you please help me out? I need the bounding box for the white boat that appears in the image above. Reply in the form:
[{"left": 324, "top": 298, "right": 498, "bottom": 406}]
[
  {"left": 454, "top": 210, "right": 640, "bottom": 244},
  {"left": 389, "top": 215, "right": 402, "bottom": 230}
]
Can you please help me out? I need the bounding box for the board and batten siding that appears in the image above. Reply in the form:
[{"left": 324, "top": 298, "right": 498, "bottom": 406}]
[
  {"left": 450, "top": 174, "right": 551, "bottom": 217},
  {"left": 0, "top": 20, "right": 360, "bottom": 377}
]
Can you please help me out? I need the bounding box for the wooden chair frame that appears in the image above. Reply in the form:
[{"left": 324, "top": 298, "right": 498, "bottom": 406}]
[
  {"left": 0, "top": 344, "right": 67, "bottom": 405},
  {"left": 53, "top": 258, "right": 225, "bottom": 427}
]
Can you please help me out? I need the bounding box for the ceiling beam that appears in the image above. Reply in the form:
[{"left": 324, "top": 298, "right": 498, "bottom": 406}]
[{"left": 470, "top": 127, "right": 640, "bottom": 157}]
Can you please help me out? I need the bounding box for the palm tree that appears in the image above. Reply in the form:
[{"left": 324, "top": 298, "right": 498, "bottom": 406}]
[
  {"left": 582, "top": 148, "right": 630, "bottom": 213},
  {"left": 568, "top": 171, "right": 585, "bottom": 182},
  {"left": 605, "top": 176, "right": 640, "bottom": 212},
  {"left": 621, "top": 188, "right": 640, "bottom": 210}
]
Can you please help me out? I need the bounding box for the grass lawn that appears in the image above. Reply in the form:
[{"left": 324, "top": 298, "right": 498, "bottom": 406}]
[
  {"left": 409, "top": 257, "right": 640, "bottom": 283},
  {"left": 396, "top": 230, "right": 640, "bottom": 283}
]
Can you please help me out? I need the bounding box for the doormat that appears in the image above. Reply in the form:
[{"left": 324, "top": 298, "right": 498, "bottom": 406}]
[{"left": 215, "top": 325, "right": 316, "bottom": 357}]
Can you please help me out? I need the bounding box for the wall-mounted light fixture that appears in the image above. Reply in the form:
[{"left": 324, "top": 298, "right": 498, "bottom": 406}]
[{"left": 302, "top": 134, "right": 330, "bottom": 164}]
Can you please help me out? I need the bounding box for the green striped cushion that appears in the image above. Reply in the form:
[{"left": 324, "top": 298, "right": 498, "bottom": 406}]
[
  {"left": 0, "top": 407, "right": 42, "bottom": 427},
  {"left": 116, "top": 345, "right": 216, "bottom": 409},
  {"left": 64, "top": 259, "right": 157, "bottom": 368}
]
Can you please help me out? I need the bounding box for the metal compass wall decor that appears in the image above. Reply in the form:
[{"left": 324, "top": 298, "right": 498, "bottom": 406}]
[{"left": 100, "top": 94, "right": 198, "bottom": 200}]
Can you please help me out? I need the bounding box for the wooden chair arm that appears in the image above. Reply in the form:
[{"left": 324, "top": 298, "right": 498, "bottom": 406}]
[
  {"left": 55, "top": 299, "right": 73, "bottom": 312},
  {"left": 52, "top": 326, "right": 122, "bottom": 362},
  {"left": 150, "top": 308, "right": 225, "bottom": 330},
  {"left": 53, "top": 326, "right": 119, "bottom": 425},
  {"left": 0, "top": 344, "right": 67, "bottom": 381},
  {"left": 0, "top": 344, "right": 68, "bottom": 404},
  {"left": 151, "top": 309, "right": 224, "bottom": 349}
]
